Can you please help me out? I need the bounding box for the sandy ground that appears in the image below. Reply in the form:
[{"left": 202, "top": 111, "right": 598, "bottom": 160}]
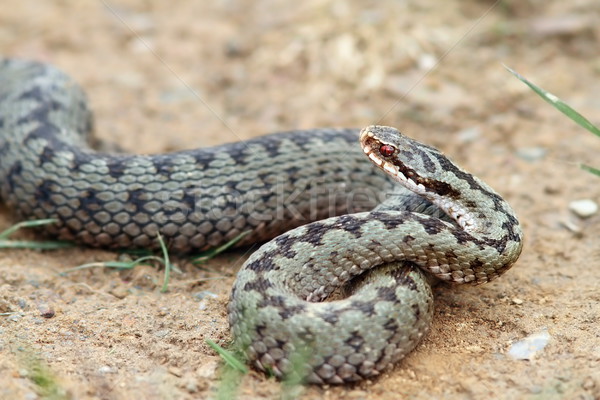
[{"left": 1, "top": 1, "right": 600, "bottom": 399}]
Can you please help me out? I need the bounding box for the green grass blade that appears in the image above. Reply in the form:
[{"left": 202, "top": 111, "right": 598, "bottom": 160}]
[
  {"left": 60, "top": 233, "right": 174, "bottom": 291},
  {"left": 214, "top": 361, "right": 244, "bottom": 400},
  {"left": 18, "top": 350, "right": 69, "bottom": 400},
  {"left": 0, "top": 239, "right": 74, "bottom": 249},
  {"left": 117, "top": 248, "right": 154, "bottom": 257},
  {"left": 192, "top": 231, "right": 251, "bottom": 265},
  {"left": 505, "top": 65, "right": 600, "bottom": 138},
  {"left": 206, "top": 339, "right": 248, "bottom": 374},
  {"left": 0, "top": 218, "right": 59, "bottom": 239},
  {"left": 156, "top": 233, "right": 172, "bottom": 293},
  {"left": 581, "top": 164, "right": 600, "bottom": 177},
  {"left": 60, "top": 256, "right": 164, "bottom": 275},
  {"left": 207, "top": 339, "right": 248, "bottom": 400},
  {"left": 280, "top": 344, "right": 312, "bottom": 398},
  {"left": 0, "top": 219, "right": 75, "bottom": 249}
]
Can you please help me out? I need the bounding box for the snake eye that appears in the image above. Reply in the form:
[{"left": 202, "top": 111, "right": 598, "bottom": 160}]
[{"left": 379, "top": 144, "right": 396, "bottom": 157}]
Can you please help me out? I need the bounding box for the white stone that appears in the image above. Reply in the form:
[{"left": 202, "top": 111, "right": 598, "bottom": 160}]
[
  {"left": 508, "top": 330, "right": 551, "bottom": 360},
  {"left": 569, "top": 199, "right": 598, "bottom": 218}
]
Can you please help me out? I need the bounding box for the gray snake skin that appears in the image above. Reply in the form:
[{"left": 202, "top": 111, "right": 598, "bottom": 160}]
[{"left": 0, "top": 59, "right": 523, "bottom": 384}]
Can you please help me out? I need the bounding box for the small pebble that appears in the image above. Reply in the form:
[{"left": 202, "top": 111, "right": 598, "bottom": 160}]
[
  {"left": 127, "top": 13, "right": 155, "bottom": 33},
  {"left": 24, "top": 393, "right": 38, "bottom": 400},
  {"left": 465, "top": 345, "right": 484, "bottom": 353},
  {"left": 418, "top": 53, "right": 437, "bottom": 70},
  {"left": 98, "top": 366, "right": 117, "bottom": 374},
  {"left": 184, "top": 380, "right": 199, "bottom": 393},
  {"left": 157, "top": 307, "right": 169, "bottom": 317},
  {"left": 37, "top": 302, "right": 55, "bottom": 318},
  {"left": 196, "top": 360, "right": 219, "bottom": 379},
  {"left": 529, "top": 385, "right": 543, "bottom": 394},
  {"left": 508, "top": 330, "right": 551, "bottom": 360},
  {"left": 511, "top": 297, "right": 524, "bottom": 305},
  {"left": 543, "top": 185, "right": 560, "bottom": 195},
  {"left": 582, "top": 376, "right": 596, "bottom": 390},
  {"left": 457, "top": 127, "right": 481, "bottom": 143},
  {"left": 160, "top": 88, "right": 197, "bottom": 104},
  {"left": 195, "top": 291, "right": 219, "bottom": 310},
  {"left": 516, "top": 147, "right": 547, "bottom": 162},
  {"left": 18, "top": 299, "right": 28, "bottom": 309},
  {"left": 114, "top": 72, "right": 145, "bottom": 89},
  {"left": 154, "top": 329, "right": 170, "bottom": 338},
  {"left": 569, "top": 199, "right": 598, "bottom": 218},
  {"left": 8, "top": 313, "right": 22, "bottom": 322},
  {"left": 560, "top": 219, "right": 581, "bottom": 233},
  {"left": 109, "top": 286, "right": 129, "bottom": 299},
  {"left": 193, "top": 291, "right": 218, "bottom": 301}
]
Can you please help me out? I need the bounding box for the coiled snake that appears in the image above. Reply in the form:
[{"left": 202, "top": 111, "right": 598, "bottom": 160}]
[{"left": 0, "top": 59, "right": 523, "bottom": 384}]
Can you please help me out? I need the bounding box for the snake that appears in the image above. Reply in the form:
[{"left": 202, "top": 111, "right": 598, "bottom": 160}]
[{"left": 0, "top": 58, "right": 523, "bottom": 384}]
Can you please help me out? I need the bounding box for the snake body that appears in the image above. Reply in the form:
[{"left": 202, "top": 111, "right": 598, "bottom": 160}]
[{"left": 0, "top": 59, "right": 523, "bottom": 384}]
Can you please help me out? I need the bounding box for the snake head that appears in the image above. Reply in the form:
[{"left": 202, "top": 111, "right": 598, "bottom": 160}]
[
  {"left": 360, "top": 125, "right": 450, "bottom": 193},
  {"left": 360, "top": 125, "right": 476, "bottom": 230}
]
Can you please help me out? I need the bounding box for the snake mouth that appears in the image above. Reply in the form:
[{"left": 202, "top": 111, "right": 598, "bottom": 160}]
[
  {"left": 363, "top": 144, "right": 476, "bottom": 231},
  {"left": 363, "top": 146, "right": 429, "bottom": 196},
  {"left": 360, "top": 127, "right": 427, "bottom": 193}
]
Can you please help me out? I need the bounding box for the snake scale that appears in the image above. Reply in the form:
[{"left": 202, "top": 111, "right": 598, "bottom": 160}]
[{"left": 0, "top": 59, "right": 523, "bottom": 384}]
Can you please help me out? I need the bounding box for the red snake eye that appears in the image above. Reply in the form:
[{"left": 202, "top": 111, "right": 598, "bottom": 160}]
[{"left": 379, "top": 144, "right": 396, "bottom": 157}]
